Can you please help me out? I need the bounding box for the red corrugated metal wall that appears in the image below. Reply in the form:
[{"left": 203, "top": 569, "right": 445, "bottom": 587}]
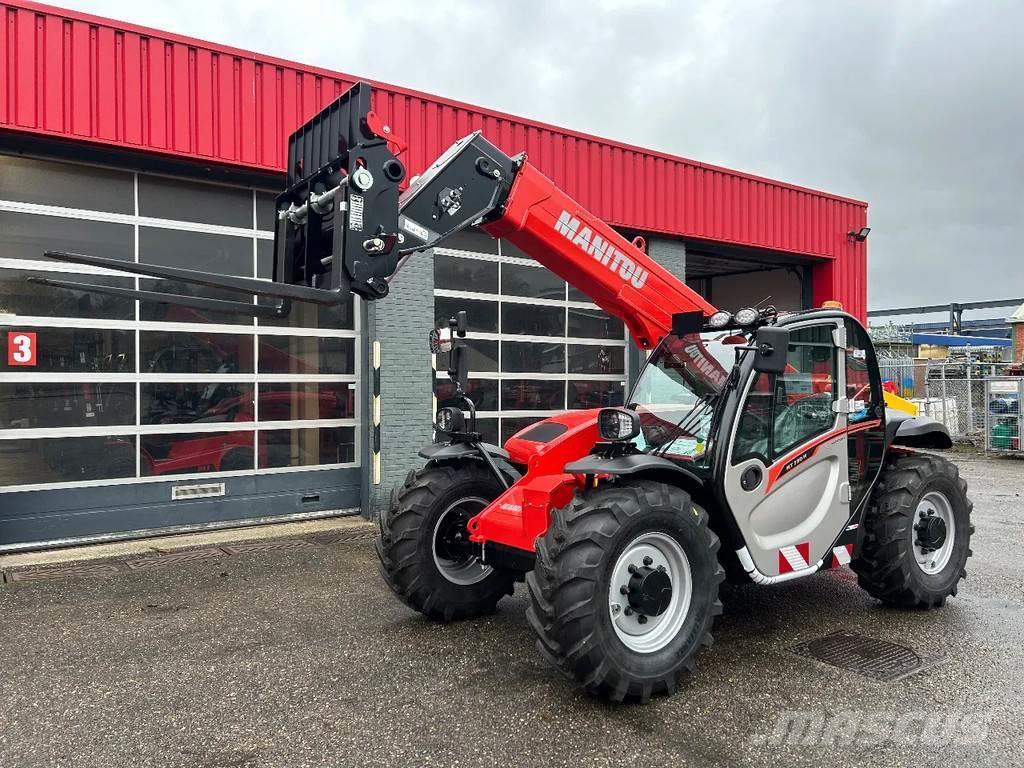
[{"left": 0, "top": 0, "right": 868, "bottom": 318}]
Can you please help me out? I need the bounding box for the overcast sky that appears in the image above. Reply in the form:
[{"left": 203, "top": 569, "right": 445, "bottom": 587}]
[{"left": 59, "top": 0, "right": 1024, "bottom": 317}]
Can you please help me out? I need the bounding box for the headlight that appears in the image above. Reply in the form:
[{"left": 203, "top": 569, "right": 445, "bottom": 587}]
[
  {"left": 597, "top": 408, "right": 641, "bottom": 442},
  {"left": 734, "top": 307, "right": 759, "bottom": 326},
  {"left": 707, "top": 310, "right": 733, "bottom": 329},
  {"left": 435, "top": 406, "right": 464, "bottom": 434}
]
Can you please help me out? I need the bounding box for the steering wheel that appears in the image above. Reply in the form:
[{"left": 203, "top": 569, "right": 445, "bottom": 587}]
[{"left": 775, "top": 394, "right": 833, "bottom": 439}]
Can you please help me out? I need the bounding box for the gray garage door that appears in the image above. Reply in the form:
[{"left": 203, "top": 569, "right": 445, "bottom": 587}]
[
  {"left": 432, "top": 231, "right": 630, "bottom": 445},
  {"left": 0, "top": 154, "right": 363, "bottom": 550}
]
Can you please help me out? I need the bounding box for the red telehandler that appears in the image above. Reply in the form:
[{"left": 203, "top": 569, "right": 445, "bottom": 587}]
[{"left": 37, "top": 82, "right": 972, "bottom": 702}]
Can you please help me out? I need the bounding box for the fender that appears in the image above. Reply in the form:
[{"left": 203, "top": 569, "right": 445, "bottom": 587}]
[
  {"left": 886, "top": 411, "right": 953, "bottom": 449},
  {"left": 419, "top": 441, "right": 511, "bottom": 462},
  {"left": 419, "top": 441, "right": 522, "bottom": 486},
  {"left": 564, "top": 452, "right": 706, "bottom": 489}
]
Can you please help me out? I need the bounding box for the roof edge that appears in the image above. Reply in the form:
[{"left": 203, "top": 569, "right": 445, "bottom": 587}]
[{"left": 11, "top": 0, "right": 868, "bottom": 208}]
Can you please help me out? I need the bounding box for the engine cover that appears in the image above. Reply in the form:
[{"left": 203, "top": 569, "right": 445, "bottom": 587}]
[{"left": 467, "top": 410, "right": 601, "bottom": 552}]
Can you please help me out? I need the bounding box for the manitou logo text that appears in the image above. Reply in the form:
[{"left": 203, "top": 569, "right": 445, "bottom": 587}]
[{"left": 554, "top": 211, "right": 648, "bottom": 289}]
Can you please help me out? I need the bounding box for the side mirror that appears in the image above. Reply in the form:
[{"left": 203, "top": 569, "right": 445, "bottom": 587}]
[
  {"left": 443, "top": 311, "right": 471, "bottom": 395},
  {"left": 752, "top": 326, "right": 790, "bottom": 374}
]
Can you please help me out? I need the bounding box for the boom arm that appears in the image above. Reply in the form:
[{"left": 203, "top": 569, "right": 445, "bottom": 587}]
[
  {"left": 393, "top": 132, "right": 715, "bottom": 347},
  {"left": 38, "top": 82, "right": 715, "bottom": 347},
  {"left": 486, "top": 167, "right": 716, "bottom": 347}
]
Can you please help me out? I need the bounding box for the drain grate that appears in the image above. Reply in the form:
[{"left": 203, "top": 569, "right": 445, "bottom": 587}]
[
  {"left": 125, "top": 547, "right": 226, "bottom": 571},
  {"left": 6, "top": 563, "right": 122, "bottom": 583},
  {"left": 793, "top": 631, "right": 942, "bottom": 682},
  {"left": 314, "top": 529, "right": 377, "bottom": 546},
  {"left": 222, "top": 539, "right": 314, "bottom": 555}
]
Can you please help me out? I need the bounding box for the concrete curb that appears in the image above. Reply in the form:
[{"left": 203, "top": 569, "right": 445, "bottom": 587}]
[{"left": 0, "top": 516, "right": 375, "bottom": 584}]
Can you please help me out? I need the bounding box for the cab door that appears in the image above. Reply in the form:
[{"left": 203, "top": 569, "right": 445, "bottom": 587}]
[
  {"left": 843, "top": 319, "right": 887, "bottom": 516},
  {"left": 722, "top": 320, "right": 851, "bottom": 578}
]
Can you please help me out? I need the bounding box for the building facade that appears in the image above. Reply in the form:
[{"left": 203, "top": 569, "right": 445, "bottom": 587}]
[{"left": 0, "top": 0, "right": 869, "bottom": 549}]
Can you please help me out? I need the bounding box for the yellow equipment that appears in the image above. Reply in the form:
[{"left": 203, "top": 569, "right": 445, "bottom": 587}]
[{"left": 884, "top": 389, "right": 919, "bottom": 416}]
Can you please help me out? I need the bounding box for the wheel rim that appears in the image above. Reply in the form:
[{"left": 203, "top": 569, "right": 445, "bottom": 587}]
[
  {"left": 608, "top": 532, "right": 692, "bottom": 654},
  {"left": 432, "top": 496, "right": 492, "bottom": 586},
  {"left": 913, "top": 491, "right": 956, "bottom": 575}
]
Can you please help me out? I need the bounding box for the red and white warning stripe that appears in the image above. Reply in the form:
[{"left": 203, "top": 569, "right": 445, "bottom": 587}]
[
  {"left": 831, "top": 543, "right": 854, "bottom": 567},
  {"left": 778, "top": 542, "right": 811, "bottom": 574},
  {"left": 738, "top": 546, "right": 822, "bottom": 585}
]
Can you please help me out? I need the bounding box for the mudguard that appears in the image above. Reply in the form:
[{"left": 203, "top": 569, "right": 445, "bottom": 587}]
[
  {"left": 886, "top": 411, "right": 953, "bottom": 449},
  {"left": 565, "top": 452, "right": 706, "bottom": 489},
  {"left": 418, "top": 441, "right": 522, "bottom": 485},
  {"left": 419, "top": 441, "right": 511, "bottom": 462}
]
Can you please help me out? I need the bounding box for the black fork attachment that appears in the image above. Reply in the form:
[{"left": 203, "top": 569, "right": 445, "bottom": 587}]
[
  {"left": 33, "top": 80, "right": 519, "bottom": 318},
  {"left": 33, "top": 82, "right": 405, "bottom": 314}
]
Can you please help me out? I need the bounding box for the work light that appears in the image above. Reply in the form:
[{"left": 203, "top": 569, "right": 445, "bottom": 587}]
[
  {"left": 707, "top": 311, "right": 733, "bottom": 329},
  {"left": 435, "top": 407, "right": 465, "bottom": 434},
  {"left": 734, "top": 307, "right": 759, "bottom": 326},
  {"left": 597, "top": 408, "right": 641, "bottom": 442}
]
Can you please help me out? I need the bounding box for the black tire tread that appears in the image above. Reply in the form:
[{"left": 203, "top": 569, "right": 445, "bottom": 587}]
[
  {"left": 525, "top": 480, "right": 723, "bottom": 703},
  {"left": 852, "top": 452, "right": 973, "bottom": 608},
  {"left": 376, "top": 462, "right": 514, "bottom": 622}
]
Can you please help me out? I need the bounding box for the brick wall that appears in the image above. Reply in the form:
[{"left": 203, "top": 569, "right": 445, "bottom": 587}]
[
  {"left": 1014, "top": 323, "right": 1024, "bottom": 364},
  {"left": 627, "top": 236, "right": 687, "bottom": 380},
  {"left": 365, "top": 249, "right": 436, "bottom": 517},
  {"left": 646, "top": 236, "right": 687, "bottom": 283}
]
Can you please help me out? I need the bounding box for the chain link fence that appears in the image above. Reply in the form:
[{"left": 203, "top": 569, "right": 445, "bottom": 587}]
[{"left": 878, "top": 358, "right": 1013, "bottom": 440}]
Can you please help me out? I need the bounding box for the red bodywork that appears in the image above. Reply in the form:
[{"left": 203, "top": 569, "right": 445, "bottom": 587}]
[
  {"left": 464, "top": 163, "right": 717, "bottom": 553},
  {"left": 483, "top": 163, "right": 716, "bottom": 350},
  {"left": 467, "top": 410, "right": 597, "bottom": 551}
]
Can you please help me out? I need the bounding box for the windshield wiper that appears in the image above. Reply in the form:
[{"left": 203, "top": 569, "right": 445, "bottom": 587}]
[{"left": 650, "top": 391, "right": 719, "bottom": 458}]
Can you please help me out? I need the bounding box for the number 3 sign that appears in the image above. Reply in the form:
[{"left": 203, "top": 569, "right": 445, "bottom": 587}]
[{"left": 7, "top": 331, "right": 37, "bottom": 367}]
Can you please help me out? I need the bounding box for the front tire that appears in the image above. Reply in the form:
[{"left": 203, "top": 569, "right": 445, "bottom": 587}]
[
  {"left": 376, "top": 462, "right": 515, "bottom": 622},
  {"left": 852, "top": 453, "right": 974, "bottom": 608},
  {"left": 526, "top": 481, "right": 723, "bottom": 703}
]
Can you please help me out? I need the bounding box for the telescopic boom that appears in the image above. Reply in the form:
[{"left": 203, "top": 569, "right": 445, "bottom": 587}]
[{"left": 40, "top": 81, "right": 716, "bottom": 345}]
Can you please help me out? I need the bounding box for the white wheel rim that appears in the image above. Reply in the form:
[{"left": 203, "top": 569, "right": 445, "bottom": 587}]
[
  {"left": 432, "top": 497, "right": 493, "bottom": 586},
  {"left": 913, "top": 491, "right": 956, "bottom": 575},
  {"left": 608, "top": 531, "right": 692, "bottom": 654}
]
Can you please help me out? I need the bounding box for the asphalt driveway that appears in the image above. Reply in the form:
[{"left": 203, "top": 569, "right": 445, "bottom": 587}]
[{"left": 1, "top": 452, "right": 1022, "bottom": 768}]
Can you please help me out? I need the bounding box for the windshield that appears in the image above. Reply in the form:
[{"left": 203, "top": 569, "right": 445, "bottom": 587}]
[{"left": 628, "top": 331, "right": 742, "bottom": 463}]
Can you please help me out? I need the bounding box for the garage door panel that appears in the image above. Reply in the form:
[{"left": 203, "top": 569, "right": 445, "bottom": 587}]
[
  {"left": 0, "top": 468, "right": 362, "bottom": 549},
  {"left": 0, "top": 155, "right": 365, "bottom": 549}
]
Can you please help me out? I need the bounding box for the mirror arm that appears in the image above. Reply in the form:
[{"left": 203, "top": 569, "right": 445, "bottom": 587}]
[
  {"left": 733, "top": 343, "right": 759, "bottom": 361},
  {"left": 462, "top": 395, "right": 477, "bottom": 433}
]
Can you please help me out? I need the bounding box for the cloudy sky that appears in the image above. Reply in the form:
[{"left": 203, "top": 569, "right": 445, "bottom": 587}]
[{"left": 60, "top": 0, "right": 1023, "bottom": 317}]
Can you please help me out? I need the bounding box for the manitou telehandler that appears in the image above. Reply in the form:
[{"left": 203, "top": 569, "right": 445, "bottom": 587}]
[{"left": 37, "top": 82, "right": 972, "bottom": 703}]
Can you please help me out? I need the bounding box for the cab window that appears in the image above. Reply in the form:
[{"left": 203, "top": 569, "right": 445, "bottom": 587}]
[
  {"left": 733, "top": 324, "right": 839, "bottom": 463},
  {"left": 845, "top": 320, "right": 882, "bottom": 423}
]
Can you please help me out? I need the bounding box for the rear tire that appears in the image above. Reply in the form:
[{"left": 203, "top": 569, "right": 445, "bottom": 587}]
[
  {"left": 852, "top": 452, "right": 973, "bottom": 608},
  {"left": 526, "top": 481, "right": 723, "bottom": 703},
  {"left": 376, "top": 462, "right": 515, "bottom": 622}
]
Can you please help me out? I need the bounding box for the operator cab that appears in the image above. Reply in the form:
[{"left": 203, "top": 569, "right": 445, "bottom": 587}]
[
  {"left": 606, "top": 308, "right": 886, "bottom": 470},
  {"left": 624, "top": 327, "right": 741, "bottom": 478}
]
